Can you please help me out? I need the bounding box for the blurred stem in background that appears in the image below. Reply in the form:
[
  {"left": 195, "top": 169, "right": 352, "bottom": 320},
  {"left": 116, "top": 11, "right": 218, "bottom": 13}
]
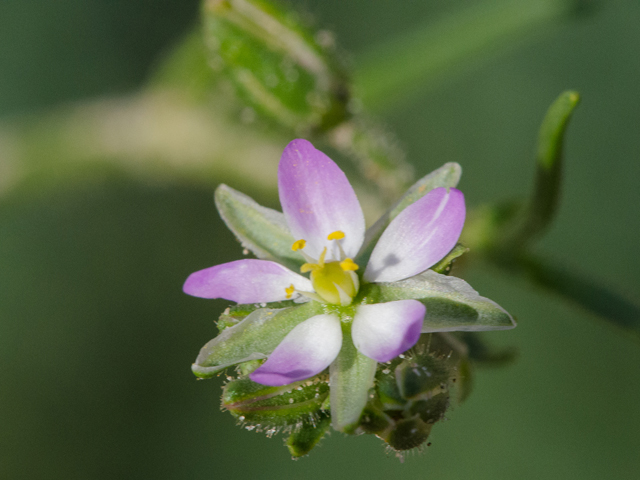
[{"left": 0, "top": 0, "right": 637, "bottom": 341}]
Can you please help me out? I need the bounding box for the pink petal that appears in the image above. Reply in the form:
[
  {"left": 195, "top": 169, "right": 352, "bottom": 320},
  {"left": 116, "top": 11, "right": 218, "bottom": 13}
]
[
  {"left": 351, "top": 300, "right": 425, "bottom": 363},
  {"left": 250, "top": 314, "right": 342, "bottom": 386},
  {"left": 183, "top": 259, "right": 312, "bottom": 303},
  {"left": 278, "top": 139, "right": 365, "bottom": 260},
  {"left": 364, "top": 187, "right": 465, "bottom": 283}
]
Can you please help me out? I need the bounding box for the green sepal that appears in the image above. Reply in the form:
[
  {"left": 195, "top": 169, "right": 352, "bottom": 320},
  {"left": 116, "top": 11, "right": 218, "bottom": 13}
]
[
  {"left": 357, "top": 162, "right": 462, "bottom": 266},
  {"left": 329, "top": 327, "right": 377, "bottom": 433},
  {"left": 217, "top": 299, "right": 297, "bottom": 332},
  {"left": 362, "top": 270, "right": 515, "bottom": 332},
  {"left": 222, "top": 377, "right": 329, "bottom": 428},
  {"left": 192, "top": 301, "right": 322, "bottom": 378},
  {"left": 286, "top": 412, "right": 331, "bottom": 458},
  {"left": 202, "top": 0, "right": 349, "bottom": 132},
  {"left": 215, "top": 184, "right": 304, "bottom": 272}
]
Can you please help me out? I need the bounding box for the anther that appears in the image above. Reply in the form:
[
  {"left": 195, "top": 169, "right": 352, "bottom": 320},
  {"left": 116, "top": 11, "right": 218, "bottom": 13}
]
[
  {"left": 327, "top": 231, "right": 345, "bottom": 241},
  {"left": 291, "top": 239, "right": 306, "bottom": 251},
  {"left": 285, "top": 284, "right": 295, "bottom": 299},
  {"left": 339, "top": 258, "right": 359, "bottom": 271}
]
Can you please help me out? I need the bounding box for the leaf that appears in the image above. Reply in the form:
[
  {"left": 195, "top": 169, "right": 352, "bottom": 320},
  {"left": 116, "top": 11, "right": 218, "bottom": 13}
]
[
  {"left": 192, "top": 302, "right": 322, "bottom": 378},
  {"left": 329, "top": 328, "right": 377, "bottom": 433},
  {"left": 357, "top": 162, "right": 462, "bottom": 266},
  {"left": 500, "top": 90, "right": 581, "bottom": 248},
  {"left": 365, "top": 270, "right": 515, "bottom": 332},
  {"left": 215, "top": 184, "right": 304, "bottom": 272}
]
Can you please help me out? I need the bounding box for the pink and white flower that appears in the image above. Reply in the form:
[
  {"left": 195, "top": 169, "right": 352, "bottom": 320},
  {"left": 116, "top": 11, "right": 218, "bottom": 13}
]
[{"left": 184, "top": 139, "right": 466, "bottom": 387}]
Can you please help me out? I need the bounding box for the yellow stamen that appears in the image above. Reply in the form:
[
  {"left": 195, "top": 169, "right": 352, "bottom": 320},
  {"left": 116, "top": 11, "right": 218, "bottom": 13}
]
[
  {"left": 285, "top": 284, "right": 295, "bottom": 299},
  {"left": 300, "top": 263, "right": 318, "bottom": 273},
  {"left": 327, "top": 230, "right": 345, "bottom": 241},
  {"left": 340, "top": 258, "right": 359, "bottom": 271},
  {"left": 291, "top": 239, "right": 306, "bottom": 251},
  {"left": 317, "top": 247, "right": 327, "bottom": 266}
]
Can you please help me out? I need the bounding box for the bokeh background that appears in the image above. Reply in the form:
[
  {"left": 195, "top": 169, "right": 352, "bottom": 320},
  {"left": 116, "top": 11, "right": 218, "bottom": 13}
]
[{"left": 1, "top": 0, "right": 639, "bottom": 479}]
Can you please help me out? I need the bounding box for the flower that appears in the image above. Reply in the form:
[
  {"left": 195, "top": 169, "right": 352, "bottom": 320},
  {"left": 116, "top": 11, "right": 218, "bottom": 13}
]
[{"left": 183, "top": 139, "right": 466, "bottom": 387}]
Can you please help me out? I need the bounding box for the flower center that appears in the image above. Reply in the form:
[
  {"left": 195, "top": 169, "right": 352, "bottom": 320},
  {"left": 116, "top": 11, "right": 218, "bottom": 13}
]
[{"left": 287, "top": 231, "right": 360, "bottom": 306}]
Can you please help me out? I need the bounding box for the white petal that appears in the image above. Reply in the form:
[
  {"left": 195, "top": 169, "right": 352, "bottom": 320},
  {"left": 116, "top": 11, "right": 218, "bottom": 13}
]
[
  {"left": 364, "top": 187, "right": 465, "bottom": 283},
  {"left": 278, "top": 139, "right": 365, "bottom": 260},
  {"left": 352, "top": 300, "right": 425, "bottom": 363},
  {"left": 249, "top": 314, "right": 342, "bottom": 386},
  {"left": 183, "top": 259, "right": 312, "bottom": 303}
]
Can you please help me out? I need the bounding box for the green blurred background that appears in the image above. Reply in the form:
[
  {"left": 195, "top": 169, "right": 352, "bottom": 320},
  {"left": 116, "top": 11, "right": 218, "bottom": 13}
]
[{"left": 1, "top": 0, "right": 639, "bottom": 479}]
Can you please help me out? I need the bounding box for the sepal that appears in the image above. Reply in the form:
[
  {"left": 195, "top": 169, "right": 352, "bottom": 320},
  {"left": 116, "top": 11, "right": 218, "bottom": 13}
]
[
  {"left": 358, "top": 162, "right": 462, "bottom": 265},
  {"left": 215, "top": 184, "right": 304, "bottom": 272},
  {"left": 363, "top": 270, "right": 516, "bottom": 332},
  {"left": 285, "top": 412, "right": 331, "bottom": 458},
  {"left": 192, "top": 302, "right": 322, "bottom": 378},
  {"left": 222, "top": 376, "right": 329, "bottom": 430}
]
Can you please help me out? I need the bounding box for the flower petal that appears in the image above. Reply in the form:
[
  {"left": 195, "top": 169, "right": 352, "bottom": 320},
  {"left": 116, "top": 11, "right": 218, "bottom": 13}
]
[
  {"left": 351, "top": 300, "right": 425, "bottom": 363},
  {"left": 278, "top": 139, "right": 365, "bottom": 260},
  {"left": 183, "top": 259, "right": 312, "bottom": 303},
  {"left": 364, "top": 187, "right": 465, "bottom": 283},
  {"left": 250, "top": 314, "right": 342, "bottom": 386}
]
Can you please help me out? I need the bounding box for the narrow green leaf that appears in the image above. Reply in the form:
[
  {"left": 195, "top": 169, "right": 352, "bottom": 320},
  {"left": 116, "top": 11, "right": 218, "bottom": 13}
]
[
  {"left": 355, "top": 0, "right": 581, "bottom": 112},
  {"left": 356, "top": 162, "right": 461, "bottom": 266},
  {"left": 365, "top": 270, "right": 515, "bottom": 332},
  {"left": 329, "top": 328, "right": 377, "bottom": 433},
  {"left": 192, "top": 302, "right": 322, "bottom": 378},
  {"left": 215, "top": 184, "right": 304, "bottom": 272},
  {"left": 496, "top": 253, "right": 640, "bottom": 341},
  {"left": 501, "top": 91, "right": 580, "bottom": 248}
]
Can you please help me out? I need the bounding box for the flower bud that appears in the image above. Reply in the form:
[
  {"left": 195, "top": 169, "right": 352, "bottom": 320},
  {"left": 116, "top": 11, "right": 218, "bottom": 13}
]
[
  {"left": 202, "top": 0, "right": 350, "bottom": 133},
  {"left": 363, "top": 335, "right": 461, "bottom": 452}
]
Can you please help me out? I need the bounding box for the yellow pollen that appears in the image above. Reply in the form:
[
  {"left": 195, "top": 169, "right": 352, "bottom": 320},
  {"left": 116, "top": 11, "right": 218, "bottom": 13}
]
[
  {"left": 285, "top": 284, "right": 295, "bottom": 299},
  {"left": 340, "top": 258, "right": 359, "bottom": 271},
  {"left": 327, "top": 230, "right": 345, "bottom": 241},
  {"left": 291, "top": 239, "right": 306, "bottom": 251}
]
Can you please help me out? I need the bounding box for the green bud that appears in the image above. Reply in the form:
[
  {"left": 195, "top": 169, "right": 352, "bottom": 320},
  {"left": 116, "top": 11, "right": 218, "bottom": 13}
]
[
  {"left": 202, "top": 0, "right": 350, "bottom": 133},
  {"left": 362, "top": 335, "right": 463, "bottom": 452},
  {"left": 383, "top": 416, "right": 433, "bottom": 451},
  {"left": 222, "top": 376, "right": 329, "bottom": 430}
]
